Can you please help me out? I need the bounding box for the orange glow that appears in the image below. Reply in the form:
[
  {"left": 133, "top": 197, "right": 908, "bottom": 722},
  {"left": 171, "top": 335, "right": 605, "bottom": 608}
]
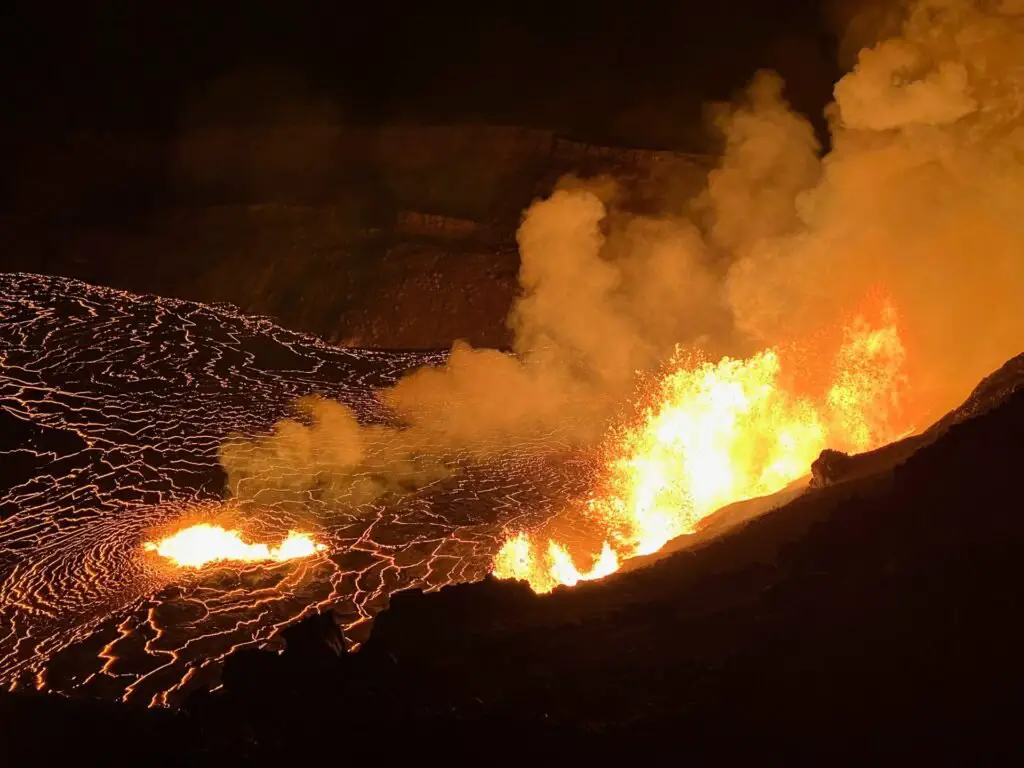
[
  {"left": 826, "top": 303, "right": 909, "bottom": 453},
  {"left": 494, "top": 303, "right": 909, "bottom": 593},
  {"left": 494, "top": 533, "right": 620, "bottom": 594},
  {"left": 143, "top": 524, "right": 325, "bottom": 568}
]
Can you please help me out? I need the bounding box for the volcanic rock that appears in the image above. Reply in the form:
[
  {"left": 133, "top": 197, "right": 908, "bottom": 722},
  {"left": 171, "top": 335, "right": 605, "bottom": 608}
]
[
  {"left": 6, "top": 358, "right": 1024, "bottom": 763},
  {"left": 807, "top": 351, "right": 1024, "bottom": 491},
  {"left": 214, "top": 609, "right": 349, "bottom": 707},
  {"left": 279, "top": 608, "right": 348, "bottom": 664},
  {"left": 809, "top": 448, "right": 854, "bottom": 488},
  {"left": 927, "top": 351, "right": 1024, "bottom": 432},
  {"left": 3, "top": 127, "right": 709, "bottom": 348}
]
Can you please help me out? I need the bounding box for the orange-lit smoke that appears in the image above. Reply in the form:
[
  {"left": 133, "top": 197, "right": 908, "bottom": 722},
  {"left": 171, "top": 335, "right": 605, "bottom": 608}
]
[
  {"left": 724, "top": 0, "right": 1024, "bottom": 418},
  {"left": 494, "top": 304, "right": 909, "bottom": 592},
  {"left": 223, "top": 0, "right": 1024, "bottom": 590}
]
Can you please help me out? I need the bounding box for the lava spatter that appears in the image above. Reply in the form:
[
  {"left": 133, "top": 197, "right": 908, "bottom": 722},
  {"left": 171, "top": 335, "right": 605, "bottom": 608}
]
[{"left": 494, "top": 304, "right": 911, "bottom": 593}]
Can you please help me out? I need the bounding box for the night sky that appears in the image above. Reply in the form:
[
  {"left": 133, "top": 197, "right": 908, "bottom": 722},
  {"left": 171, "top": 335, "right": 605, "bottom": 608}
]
[{"left": 2, "top": 1, "right": 841, "bottom": 147}]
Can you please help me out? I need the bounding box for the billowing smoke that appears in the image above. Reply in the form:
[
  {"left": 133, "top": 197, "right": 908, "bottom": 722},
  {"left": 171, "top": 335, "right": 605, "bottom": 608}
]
[
  {"left": 221, "top": 184, "right": 728, "bottom": 502},
  {"left": 727, "top": 0, "right": 1024, "bottom": 417},
  {"left": 223, "top": 0, "right": 1024, "bottom": 506}
]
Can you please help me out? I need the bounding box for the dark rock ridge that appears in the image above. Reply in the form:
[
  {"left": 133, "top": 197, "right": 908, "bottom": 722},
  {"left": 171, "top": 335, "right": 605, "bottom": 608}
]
[
  {"left": 805, "top": 350, "right": 1024, "bottom": 491},
  {"left": 3, "top": 352, "right": 1023, "bottom": 762},
  {"left": 927, "top": 350, "right": 1024, "bottom": 431},
  {"left": 809, "top": 448, "right": 854, "bottom": 489},
  {"left": 1, "top": 126, "right": 709, "bottom": 349},
  {"left": 627, "top": 351, "right": 1024, "bottom": 566}
]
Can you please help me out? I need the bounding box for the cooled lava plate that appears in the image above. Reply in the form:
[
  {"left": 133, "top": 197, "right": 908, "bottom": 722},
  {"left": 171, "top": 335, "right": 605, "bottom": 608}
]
[{"left": 0, "top": 273, "right": 591, "bottom": 706}]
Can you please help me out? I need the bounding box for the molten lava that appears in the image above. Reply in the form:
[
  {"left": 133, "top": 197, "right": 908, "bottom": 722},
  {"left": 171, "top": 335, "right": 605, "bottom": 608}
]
[
  {"left": 494, "top": 304, "right": 910, "bottom": 593},
  {"left": 144, "top": 524, "right": 326, "bottom": 568},
  {"left": 494, "top": 534, "right": 621, "bottom": 594}
]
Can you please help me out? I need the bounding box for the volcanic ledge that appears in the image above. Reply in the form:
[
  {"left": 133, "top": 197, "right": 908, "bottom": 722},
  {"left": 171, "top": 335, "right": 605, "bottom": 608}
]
[{"left": 3, "top": 354, "right": 1024, "bottom": 763}]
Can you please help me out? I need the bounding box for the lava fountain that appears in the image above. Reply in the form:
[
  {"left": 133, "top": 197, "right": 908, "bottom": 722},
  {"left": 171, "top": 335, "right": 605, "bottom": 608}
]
[
  {"left": 144, "top": 524, "right": 326, "bottom": 568},
  {"left": 494, "top": 302, "right": 910, "bottom": 593}
]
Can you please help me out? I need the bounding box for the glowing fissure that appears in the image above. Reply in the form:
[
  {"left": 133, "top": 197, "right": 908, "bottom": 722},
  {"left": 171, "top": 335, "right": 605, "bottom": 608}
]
[
  {"left": 494, "top": 306, "right": 909, "bottom": 593},
  {"left": 144, "top": 524, "right": 325, "bottom": 568}
]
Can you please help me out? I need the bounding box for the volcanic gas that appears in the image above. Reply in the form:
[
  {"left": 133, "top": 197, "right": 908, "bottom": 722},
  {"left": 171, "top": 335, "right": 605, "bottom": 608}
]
[{"left": 494, "top": 302, "right": 910, "bottom": 593}]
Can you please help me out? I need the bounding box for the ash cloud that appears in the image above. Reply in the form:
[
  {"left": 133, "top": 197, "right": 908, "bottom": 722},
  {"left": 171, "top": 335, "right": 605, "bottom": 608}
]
[{"left": 223, "top": 0, "right": 1024, "bottom": 506}]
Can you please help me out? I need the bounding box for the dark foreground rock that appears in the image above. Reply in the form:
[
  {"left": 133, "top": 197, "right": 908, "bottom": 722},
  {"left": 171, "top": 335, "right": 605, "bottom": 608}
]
[
  {"left": 806, "top": 351, "right": 1024, "bottom": 493},
  {"left": 3, "top": 358, "right": 1024, "bottom": 763},
  {"left": 809, "top": 447, "right": 854, "bottom": 488}
]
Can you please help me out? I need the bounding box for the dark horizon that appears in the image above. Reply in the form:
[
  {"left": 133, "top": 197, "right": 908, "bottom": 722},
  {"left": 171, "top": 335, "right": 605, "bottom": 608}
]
[{"left": 2, "top": 1, "right": 841, "bottom": 149}]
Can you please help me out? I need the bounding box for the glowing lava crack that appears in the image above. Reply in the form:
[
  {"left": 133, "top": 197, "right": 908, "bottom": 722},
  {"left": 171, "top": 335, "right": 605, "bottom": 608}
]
[
  {"left": 0, "top": 273, "right": 525, "bottom": 709},
  {"left": 144, "top": 525, "right": 325, "bottom": 568}
]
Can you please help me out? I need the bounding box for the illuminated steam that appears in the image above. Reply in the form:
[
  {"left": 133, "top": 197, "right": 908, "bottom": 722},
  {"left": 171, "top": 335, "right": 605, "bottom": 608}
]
[
  {"left": 223, "top": 0, "right": 1024, "bottom": 540},
  {"left": 728, "top": 0, "right": 1024, "bottom": 417}
]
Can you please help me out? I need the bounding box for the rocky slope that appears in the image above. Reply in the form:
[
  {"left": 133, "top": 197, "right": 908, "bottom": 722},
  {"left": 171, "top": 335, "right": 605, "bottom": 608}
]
[
  {"left": 4, "top": 353, "right": 1022, "bottom": 762},
  {"left": 1, "top": 126, "right": 709, "bottom": 349}
]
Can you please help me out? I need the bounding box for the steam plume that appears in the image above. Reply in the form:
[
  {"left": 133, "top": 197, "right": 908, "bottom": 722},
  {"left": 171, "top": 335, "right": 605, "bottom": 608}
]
[
  {"left": 223, "top": 0, "right": 1024, "bottom": 508},
  {"left": 727, "top": 0, "right": 1024, "bottom": 415}
]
